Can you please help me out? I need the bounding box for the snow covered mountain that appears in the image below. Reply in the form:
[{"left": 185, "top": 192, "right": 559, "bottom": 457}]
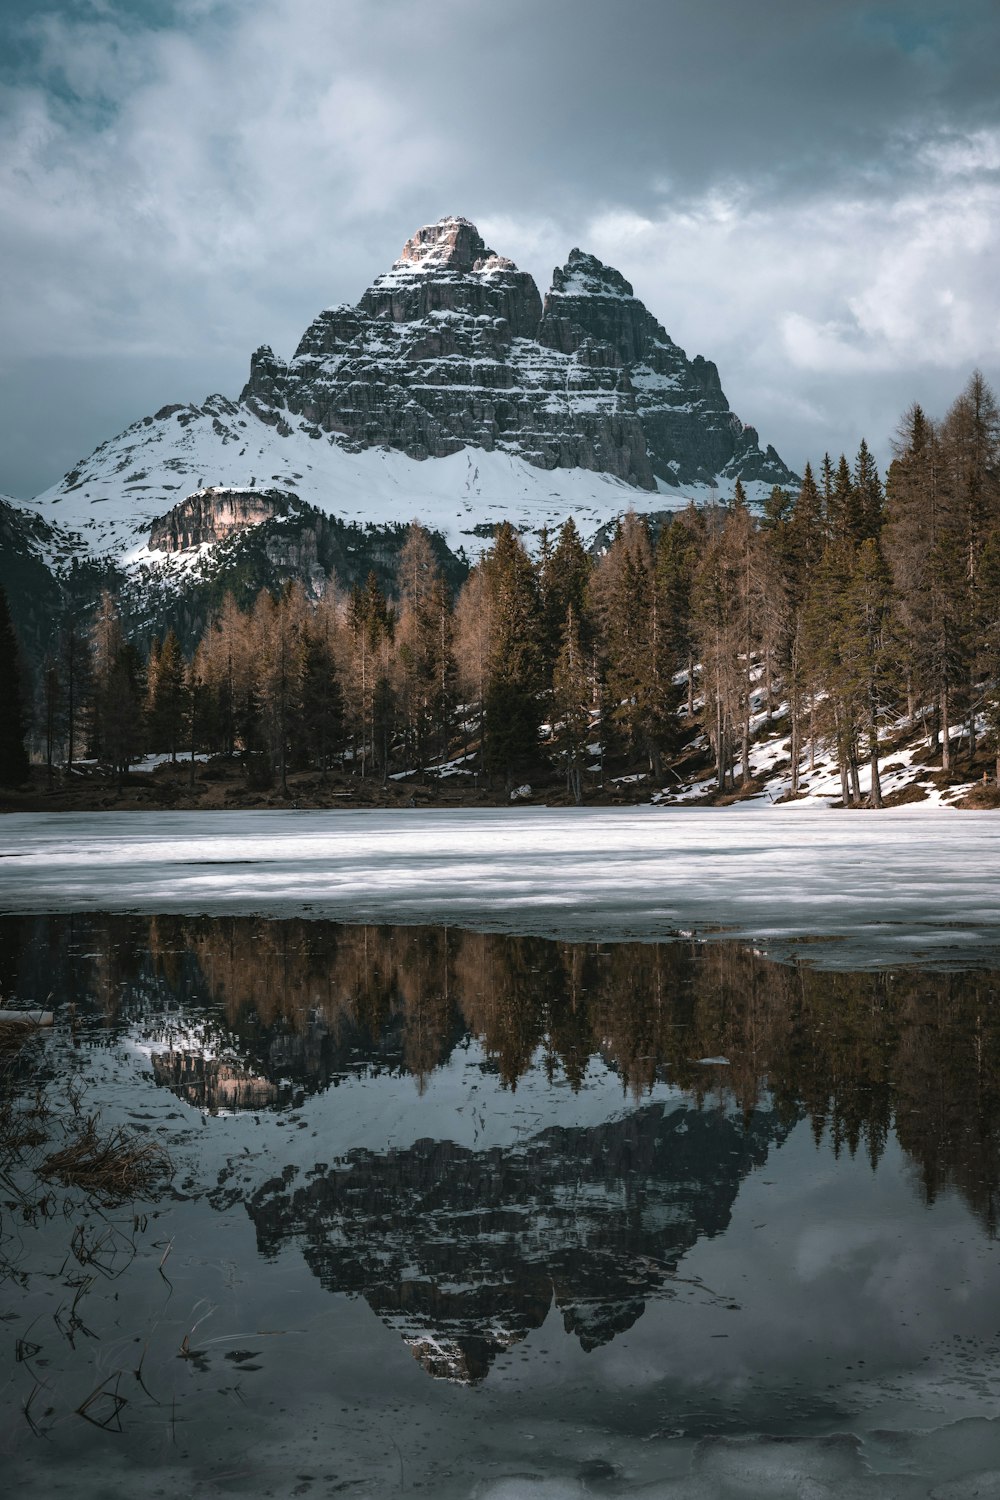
[{"left": 18, "top": 215, "right": 797, "bottom": 571}]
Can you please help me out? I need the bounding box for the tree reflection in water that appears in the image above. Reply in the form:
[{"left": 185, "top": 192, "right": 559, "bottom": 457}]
[{"left": 3, "top": 914, "right": 999, "bottom": 1383}]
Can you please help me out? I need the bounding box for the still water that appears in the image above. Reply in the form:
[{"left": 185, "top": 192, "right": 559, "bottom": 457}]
[{"left": 2, "top": 914, "right": 1000, "bottom": 1498}]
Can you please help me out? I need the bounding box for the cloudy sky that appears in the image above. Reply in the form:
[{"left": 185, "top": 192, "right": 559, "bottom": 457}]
[{"left": 1, "top": 0, "right": 998, "bottom": 499}]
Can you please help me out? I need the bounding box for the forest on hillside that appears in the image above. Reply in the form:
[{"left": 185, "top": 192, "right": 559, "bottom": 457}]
[{"left": 2, "top": 373, "right": 999, "bottom": 806}]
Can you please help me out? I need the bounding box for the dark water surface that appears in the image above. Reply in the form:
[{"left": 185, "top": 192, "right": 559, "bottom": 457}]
[{"left": 2, "top": 914, "right": 1000, "bottom": 1498}]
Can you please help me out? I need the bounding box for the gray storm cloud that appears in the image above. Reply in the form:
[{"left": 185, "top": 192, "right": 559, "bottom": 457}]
[{"left": 1, "top": 0, "right": 998, "bottom": 498}]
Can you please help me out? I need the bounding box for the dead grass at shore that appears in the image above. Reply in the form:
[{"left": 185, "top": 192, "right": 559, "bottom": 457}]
[
  {"left": 0, "top": 1016, "right": 43, "bottom": 1058},
  {"left": 39, "top": 1114, "right": 172, "bottom": 1203}
]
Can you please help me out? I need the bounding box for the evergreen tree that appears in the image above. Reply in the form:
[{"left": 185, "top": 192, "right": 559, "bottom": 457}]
[
  {"left": 345, "top": 572, "right": 394, "bottom": 778},
  {"left": 61, "top": 617, "right": 90, "bottom": 770},
  {"left": 692, "top": 519, "right": 738, "bottom": 791},
  {"left": 803, "top": 539, "right": 862, "bottom": 805},
  {"left": 395, "top": 524, "right": 456, "bottom": 768},
  {"left": 789, "top": 462, "right": 825, "bottom": 585},
  {"left": 940, "top": 372, "right": 1000, "bottom": 754},
  {"left": 0, "top": 586, "right": 30, "bottom": 785},
  {"left": 299, "top": 628, "right": 344, "bottom": 772},
  {"left": 89, "top": 591, "right": 142, "bottom": 786},
  {"left": 690, "top": 493, "right": 767, "bottom": 790},
  {"left": 298, "top": 599, "right": 345, "bottom": 774},
  {"left": 481, "top": 523, "right": 542, "bottom": 785},
  {"left": 255, "top": 583, "right": 308, "bottom": 794},
  {"left": 827, "top": 454, "right": 862, "bottom": 544},
  {"left": 979, "top": 526, "right": 1000, "bottom": 782},
  {"left": 885, "top": 405, "right": 966, "bottom": 771},
  {"left": 146, "top": 628, "right": 186, "bottom": 760},
  {"left": 602, "top": 512, "right": 681, "bottom": 777},
  {"left": 843, "top": 540, "right": 898, "bottom": 807},
  {"left": 41, "top": 656, "right": 62, "bottom": 786},
  {"left": 540, "top": 517, "right": 592, "bottom": 672},
  {"left": 853, "top": 439, "right": 884, "bottom": 542},
  {"left": 656, "top": 507, "right": 703, "bottom": 721},
  {"left": 552, "top": 604, "right": 590, "bottom": 803}
]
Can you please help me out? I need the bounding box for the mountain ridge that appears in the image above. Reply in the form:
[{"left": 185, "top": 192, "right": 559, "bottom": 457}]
[{"left": 14, "top": 215, "right": 797, "bottom": 577}]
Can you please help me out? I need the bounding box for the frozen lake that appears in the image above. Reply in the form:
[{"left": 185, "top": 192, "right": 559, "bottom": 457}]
[
  {"left": 2, "top": 805, "right": 1000, "bottom": 967},
  {"left": 3, "top": 810, "right": 1000, "bottom": 1496}
]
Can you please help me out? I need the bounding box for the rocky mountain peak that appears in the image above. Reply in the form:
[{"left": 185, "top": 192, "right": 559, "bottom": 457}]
[
  {"left": 356, "top": 216, "right": 542, "bottom": 336},
  {"left": 395, "top": 215, "right": 491, "bottom": 274},
  {"left": 550, "top": 248, "right": 636, "bottom": 301},
  {"left": 25, "top": 214, "right": 801, "bottom": 571},
  {"left": 540, "top": 248, "right": 662, "bottom": 365}
]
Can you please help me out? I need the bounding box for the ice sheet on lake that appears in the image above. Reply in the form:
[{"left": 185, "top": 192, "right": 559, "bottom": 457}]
[{"left": 2, "top": 806, "right": 999, "bottom": 969}]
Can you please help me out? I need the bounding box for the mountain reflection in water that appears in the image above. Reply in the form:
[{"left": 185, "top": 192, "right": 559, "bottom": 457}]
[
  {"left": 3, "top": 913, "right": 1000, "bottom": 1387},
  {"left": 239, "top": 1101, "right": 784, "bottom": 1383}
]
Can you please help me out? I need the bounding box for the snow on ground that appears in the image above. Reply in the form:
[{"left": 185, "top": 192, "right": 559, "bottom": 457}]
[
  {"left": 651, "top": 702, "right": 982, "bottom": 811},
  {"left": 129, "top": 752, "right": 209, "bottom": 772},
  {"left": 24, "top": 404, "right": 709, "bottom": 568},
  {"left": 2, "top": 807, "right": 999, "bottom": 969}
]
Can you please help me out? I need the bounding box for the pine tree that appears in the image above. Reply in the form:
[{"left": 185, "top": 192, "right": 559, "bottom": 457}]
[
  {"left": 540, "top": 517, "right": 592, "bottom": 672},
  {"left": 89, "top": 591, "right": 142, "bottom": 786},
  {"left": 885, "top": 405, "right": 966, "bottom": 771},
  {"left": 692, "top": 519, "right": 737, "bottom": 791},
  {"left": 0, "top": 586, "right": 30, "bottom": 785},
  {"left": 842, "top": 540, "right": 898, "bottom": 807},
  {"left": 978, "top": 526, "right": 1000, "bottom": 782},
  {"left": 344, "top": 572, "right": 394, "bottom": 778},
  {"left": 853, "top": 439, "right": 884, "bottom": 542},
  {"left": 786, "top": 462, "right": 829, "bottom": 783},
  {"left": 590, "top": 511, "right": 678, "bottom": 778},
  {"left": 298, "top": 625, "right": 344, "bottom": 773},
  {"left": 690, "top": 494, "right": 766, "bottom": 791},
  {"left": 255, "top": 583, "right": 309, "bottom": 794},
  {"left": 61, "top": 617, "right": 90, "bottom": 770},
  {"left": 42, "top": 656, "right": 62, "bottom": 786},
  {"left": 940, "top": 372, "right": 1000, "bottom": 755},
  {"left": 395, "top": 524, "right": 455, "bottom": 769},
  {"left": 655, "top": 508, "right": 702, "bottom": 720},
  {"left": 146, "top": 628, "right": 186, "bottom": 760},
  {"left": 297, "top": 598, "right": 345, "bottom": 774},
  {"left": 552, "top": 604, "right": 590, "bottom": 803},
  {"left": 827, "top": 454, "right": 862, "bottom": 544},
  {"left": 481, "top": 523, "right": 542, "bottom": 785},
  {"left": 803, "top": 539, "right": 862, "bottom": 804}
]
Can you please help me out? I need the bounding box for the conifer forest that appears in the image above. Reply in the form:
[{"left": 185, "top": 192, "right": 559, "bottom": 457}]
[{"left": 5, "top": 372, "right": 1000, "bottom": 807}]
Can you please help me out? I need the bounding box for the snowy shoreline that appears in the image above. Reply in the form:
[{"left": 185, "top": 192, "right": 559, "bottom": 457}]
[{"left": 2, "top": 806, "right": 998, "bottom": 969}]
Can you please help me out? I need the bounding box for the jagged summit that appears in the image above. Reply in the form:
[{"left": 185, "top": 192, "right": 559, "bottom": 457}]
[
  {"left": 24, "top": 214, "right": 799, "bottom": 568},
  {"left": 550, "top": 247, "right": 636, "bottom": 300},
  {"left": 237, "top": 215, "right": 795, "bottom": 493},
  {"left": 393, "top": 215, "right": 500, "bottom": 273},
  {"left": 355, "top": 215, "right": 542, "bottom": 334}
]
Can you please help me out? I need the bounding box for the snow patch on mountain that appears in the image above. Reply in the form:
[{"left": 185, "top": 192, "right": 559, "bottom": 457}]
[
  {"left": 18, "top": 215, "right": 799, "bottom": 571},
  {"left": 27, "top": 397, "right": 729, "bottom": 567}
]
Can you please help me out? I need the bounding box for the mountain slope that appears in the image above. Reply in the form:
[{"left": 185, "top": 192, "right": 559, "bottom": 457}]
[{"left": 23, "top": 216, "right": 798, "bottom": 568}]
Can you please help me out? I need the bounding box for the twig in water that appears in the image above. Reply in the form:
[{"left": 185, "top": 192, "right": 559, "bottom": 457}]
[{"left": 77, "top": 1371, "right": 128, "bottom": 1432}]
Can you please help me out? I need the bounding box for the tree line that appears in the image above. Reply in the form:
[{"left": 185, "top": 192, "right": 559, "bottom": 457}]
[
  {"left": 12, "top": 911, "right": 1000, "bottom": 1231},
  {"left": 5, "top": 371, "right": 999, "bottom": 804}
]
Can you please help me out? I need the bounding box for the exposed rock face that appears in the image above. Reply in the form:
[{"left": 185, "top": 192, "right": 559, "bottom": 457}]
[
  {"left": 21, "top": 214, "right": 799, "bottom": 600},
  {"left": 148, "top": 487, "right": 300, "bottom": 552},
  {"left": 539, "top": 247, "right": 793, "bottom": 488},
  {"left": 358, "top": 215, "right": 543, "bottom": 336},
  {"left": 244, "top": 1099, "right": 790, "bottom": 1385},
  {"left": 240, "top": 216, "right": 796, "bottom": 494}
]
